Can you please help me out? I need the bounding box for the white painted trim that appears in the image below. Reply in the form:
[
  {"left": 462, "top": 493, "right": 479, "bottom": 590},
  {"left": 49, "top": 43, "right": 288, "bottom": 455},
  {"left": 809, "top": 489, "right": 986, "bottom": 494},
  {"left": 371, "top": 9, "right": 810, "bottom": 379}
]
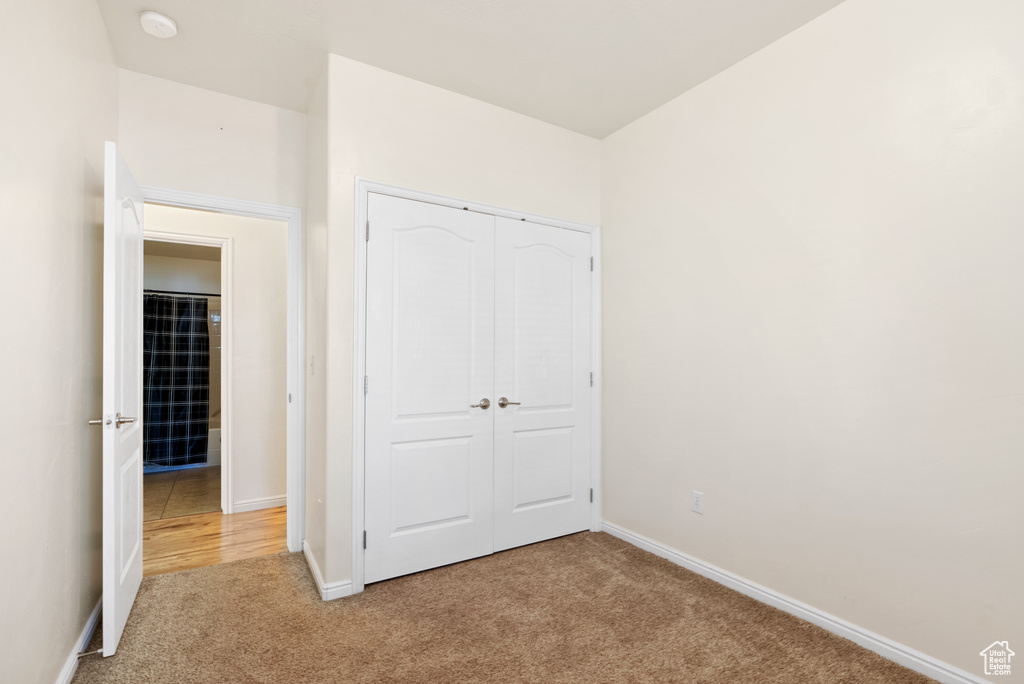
[
  {"left": 141, "top": 186, "right": 305, "bottom": 553},
  {"left": 357, "top": 179, "right": 600, "bottom": 234},
  {"left": 351, "top": 180, "right": 368, "bottom": 596},
  {"left": 303, "top": 540, "right": 354, "bottom": 601},
  {"left": 54, "top": 598, "right": 102, "bottom": 684},
  {"left": 589, "top": 228, "right": 603, "bottom": 533},
  {"left": 352, "top": 178, "right": 603, "bottom": 593},
  {"left": 144, "top": 230, "right": 234, "bottom": 514},
  {"left": 601, "top": 522, "right": 986, "bottom": 684},
  {"left": 233, "top": 495, "right": 288, "bottom": 513}
]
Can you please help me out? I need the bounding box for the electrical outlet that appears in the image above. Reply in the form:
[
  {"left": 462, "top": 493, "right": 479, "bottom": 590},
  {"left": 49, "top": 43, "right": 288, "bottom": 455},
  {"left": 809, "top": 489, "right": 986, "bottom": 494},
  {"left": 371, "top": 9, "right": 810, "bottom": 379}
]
[{"left": 691, "top": 490, "right": 704, "bottom": 515}]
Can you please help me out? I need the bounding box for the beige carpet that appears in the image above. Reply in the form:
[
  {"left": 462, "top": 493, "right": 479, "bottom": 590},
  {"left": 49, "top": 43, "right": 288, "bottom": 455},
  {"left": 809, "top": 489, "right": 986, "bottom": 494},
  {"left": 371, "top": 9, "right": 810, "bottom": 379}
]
[{"left": 73, "top": 533, "right": 935, "bottom": 684}]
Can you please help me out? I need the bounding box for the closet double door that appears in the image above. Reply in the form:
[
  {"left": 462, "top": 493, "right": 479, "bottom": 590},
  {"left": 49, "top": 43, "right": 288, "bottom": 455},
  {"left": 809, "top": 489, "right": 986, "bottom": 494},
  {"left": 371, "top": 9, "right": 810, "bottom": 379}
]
[{"left": 364, "top": 193, "right": 593, "bottom": 583}]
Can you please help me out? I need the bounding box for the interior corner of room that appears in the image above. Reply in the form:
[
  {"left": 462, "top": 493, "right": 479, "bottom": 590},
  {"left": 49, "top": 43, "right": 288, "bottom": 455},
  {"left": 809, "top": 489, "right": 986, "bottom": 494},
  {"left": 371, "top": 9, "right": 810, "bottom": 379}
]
[{"left": 7, "top": 1, "right": 1022, "bottom": 683}]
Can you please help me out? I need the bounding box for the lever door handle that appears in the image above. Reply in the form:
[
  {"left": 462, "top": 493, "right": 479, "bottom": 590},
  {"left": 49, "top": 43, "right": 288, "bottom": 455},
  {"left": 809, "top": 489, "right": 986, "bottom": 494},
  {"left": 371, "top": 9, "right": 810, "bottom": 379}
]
[
  {"left": 497, "top": 397, "right": 521, "bottom": 408},
  {"left": 115, "top": 412, "right": 137, "bottom": 428},
  {"left": 470, "top": 398, "right": 491, "bottom": 410}
]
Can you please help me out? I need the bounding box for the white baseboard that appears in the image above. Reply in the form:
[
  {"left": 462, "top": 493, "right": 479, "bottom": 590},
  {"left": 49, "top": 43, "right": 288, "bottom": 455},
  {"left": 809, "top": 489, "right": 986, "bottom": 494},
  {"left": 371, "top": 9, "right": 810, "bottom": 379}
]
[
  {"left": 303, "top": 540, "right": 354, "bottom": 601},
  {"left": 54, "top": 598, "right": 102, "bottom": 684},
  {"left": 232, "top": 495, "right": 287, "bottom": 513},
  {"left": 601, "top": 522, "right": 985, "bottom": 684}
]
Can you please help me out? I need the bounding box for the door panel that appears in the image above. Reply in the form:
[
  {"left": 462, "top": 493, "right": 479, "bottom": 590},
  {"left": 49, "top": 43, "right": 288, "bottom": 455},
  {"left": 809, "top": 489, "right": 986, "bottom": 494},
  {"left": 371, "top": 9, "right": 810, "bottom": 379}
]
[
  {"left": 391, "top": 437, "right": 472, "bottom": 533},
  {"left": 493, "top": 218, "right": 592, "bottom": 552},
  {"left": 118, "top": 448, "right": 142, "bottom": 578},
  {"left": 103, "top": 141, "right": 144, "bottom": 656},
  {"left": 392, "top": 226, "right": 476, "bottom": 418},
  {"left": 364, "top": 194, "right": 495, "bottom": 583},
  {"left": 512, "top": 427, "right": 574, "bottom": 510},
  {"left": 509, "top": 244, "right": 575, "bottom": 410}
]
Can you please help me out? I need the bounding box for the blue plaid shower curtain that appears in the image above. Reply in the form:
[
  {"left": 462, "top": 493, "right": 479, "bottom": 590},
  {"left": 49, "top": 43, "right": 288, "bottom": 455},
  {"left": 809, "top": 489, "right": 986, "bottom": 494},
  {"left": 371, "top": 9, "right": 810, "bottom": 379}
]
[{"left": 143, "top": 293, "right": 210, "bottom": 468}]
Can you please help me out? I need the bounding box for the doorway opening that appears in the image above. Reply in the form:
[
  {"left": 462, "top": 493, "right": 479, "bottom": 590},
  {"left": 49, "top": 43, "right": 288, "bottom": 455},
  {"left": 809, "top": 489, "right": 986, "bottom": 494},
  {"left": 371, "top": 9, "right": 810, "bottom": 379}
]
[
  {"left": 140, "top": 203, "right": 291, "bottom": 577},
  {"left": 142, "top": 240, "right": 223, "bottom": 523},
  {"left": 100, "top": 143, "right": 306, "bottom": 655}
]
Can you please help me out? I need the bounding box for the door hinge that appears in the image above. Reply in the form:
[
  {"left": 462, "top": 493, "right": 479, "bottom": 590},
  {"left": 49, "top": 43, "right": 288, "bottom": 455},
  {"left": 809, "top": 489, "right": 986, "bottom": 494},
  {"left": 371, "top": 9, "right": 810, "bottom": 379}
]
[
  {"left": 364, "top": 376, "right": 368, "bottom": 395},
  {"left": 590, "top": 372, "right": 593, "bottom": 387},
  {"left": 288, "top": 393, "right": 292, "bottom": 403},
  {"left": 363, "top": 530, "right": 367, "bottom": 550},
  {"left": 365, "top": 220, "right": 370, "bottom": 242},
  {"left": 590, "top": 488, "right": 594, "bottom": 503},
  {"left": 590, "top": 256, "right": 594, "bottom": 272}
]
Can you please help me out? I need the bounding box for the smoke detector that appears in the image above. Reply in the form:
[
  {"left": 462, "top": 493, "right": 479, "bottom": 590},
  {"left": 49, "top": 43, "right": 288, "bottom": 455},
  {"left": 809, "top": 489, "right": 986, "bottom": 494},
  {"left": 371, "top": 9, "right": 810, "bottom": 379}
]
[{"left": 140, "top": 11, "right": 177, "bottom": 38}]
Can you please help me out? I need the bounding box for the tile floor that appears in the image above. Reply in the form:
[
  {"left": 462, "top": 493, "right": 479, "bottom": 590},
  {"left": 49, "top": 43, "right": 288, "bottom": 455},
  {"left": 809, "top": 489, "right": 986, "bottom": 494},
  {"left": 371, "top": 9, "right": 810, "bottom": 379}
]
[{"left": 144, "top": 465, "right": 222, "bottom": 521}]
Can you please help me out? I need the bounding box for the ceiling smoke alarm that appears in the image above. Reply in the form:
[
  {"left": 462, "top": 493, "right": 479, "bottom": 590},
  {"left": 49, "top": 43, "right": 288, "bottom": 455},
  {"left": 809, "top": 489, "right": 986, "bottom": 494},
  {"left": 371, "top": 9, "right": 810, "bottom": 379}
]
[{"left": 140, "top": 11, "right": 177, "bottom": 39}]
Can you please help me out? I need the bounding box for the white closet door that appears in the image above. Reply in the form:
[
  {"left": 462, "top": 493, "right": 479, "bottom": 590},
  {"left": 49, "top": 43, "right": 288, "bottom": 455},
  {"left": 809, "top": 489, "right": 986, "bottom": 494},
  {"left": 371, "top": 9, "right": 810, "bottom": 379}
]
[
  {"left": 364, "top": 193, "right": 496, "bottom": 583},
  {"left": 493, "top": 218, "right": 592, "bottom": 552}
]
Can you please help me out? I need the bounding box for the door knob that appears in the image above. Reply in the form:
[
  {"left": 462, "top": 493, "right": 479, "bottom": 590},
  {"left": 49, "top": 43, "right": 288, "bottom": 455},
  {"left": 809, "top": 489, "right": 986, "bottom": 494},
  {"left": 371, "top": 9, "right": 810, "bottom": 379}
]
[
  {"left": 497, "top": 397, "right": 521, "bottom": 408},
  {"left": 115, "top": 412, "right": 137, "bottom": 428},
  {"left": 470, "top": 398, "right": 491, "bottom": 410}
]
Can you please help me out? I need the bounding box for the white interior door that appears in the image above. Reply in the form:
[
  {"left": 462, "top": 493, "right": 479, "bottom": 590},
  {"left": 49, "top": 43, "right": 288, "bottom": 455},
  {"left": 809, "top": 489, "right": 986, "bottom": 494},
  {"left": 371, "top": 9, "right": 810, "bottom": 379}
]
[
  {"left": 364, "top": 193, "right": 495, "bottom": 583},
  {"left": 102, "top": 141, "right": 144, "bottom": 656},
  {"left": 493, "top": 218, "right": 593, "bottom": 551}
]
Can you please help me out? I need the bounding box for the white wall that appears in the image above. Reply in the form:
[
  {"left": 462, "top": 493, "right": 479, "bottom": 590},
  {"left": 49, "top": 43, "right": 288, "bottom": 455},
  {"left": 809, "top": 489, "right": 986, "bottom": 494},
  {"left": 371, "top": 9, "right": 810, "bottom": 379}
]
[
  {"left": 118, "top": 70, "right": 307, "bottom": 209},
  {"left": 145, "top": 205, "right": 288, "bottom": 508},
  {"left": 143, "top": 254, "right": 220, "bottom": 294},
  {"left": 601, "top": 0, "right": 1024, "bottom": 675},
  {"left": 0, "top": 1, "right": 118, "bottom": 682},
  {"left": 318, "top": 54, "right": 602, "bottom": 582}
]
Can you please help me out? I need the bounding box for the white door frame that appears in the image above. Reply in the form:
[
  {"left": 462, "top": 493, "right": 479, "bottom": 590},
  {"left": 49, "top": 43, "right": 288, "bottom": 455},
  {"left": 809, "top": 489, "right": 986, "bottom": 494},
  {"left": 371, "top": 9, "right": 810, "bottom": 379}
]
[
  {"left": 351, "top": 178, "right": 602, "bottom": 594},
  {"left": 140, "top": 186, "right": 305, "bottom": 553}
]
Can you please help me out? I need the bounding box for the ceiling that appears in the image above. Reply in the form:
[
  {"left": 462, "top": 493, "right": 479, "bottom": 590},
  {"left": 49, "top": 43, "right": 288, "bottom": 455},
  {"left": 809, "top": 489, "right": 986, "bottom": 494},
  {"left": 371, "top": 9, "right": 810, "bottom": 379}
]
[
  {"left": 97, "top": 0, "right": 845, "bottom": 138},
  {"left": 144, "top": 239, "right": 221, "bottom": 262}
]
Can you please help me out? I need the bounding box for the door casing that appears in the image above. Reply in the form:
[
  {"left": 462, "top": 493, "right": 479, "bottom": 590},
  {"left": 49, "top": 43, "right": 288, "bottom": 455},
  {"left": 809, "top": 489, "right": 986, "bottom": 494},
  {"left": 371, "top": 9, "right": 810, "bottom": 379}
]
[{"left": 351, "top": 178, "right": 602, "bottom": 595}]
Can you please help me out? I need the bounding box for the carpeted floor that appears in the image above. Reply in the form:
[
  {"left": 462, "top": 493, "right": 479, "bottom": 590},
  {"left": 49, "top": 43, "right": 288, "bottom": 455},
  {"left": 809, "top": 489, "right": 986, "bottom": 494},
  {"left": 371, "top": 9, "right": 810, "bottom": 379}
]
[{"left": 73, "top": 532, "right": 935, "bottom": 683}]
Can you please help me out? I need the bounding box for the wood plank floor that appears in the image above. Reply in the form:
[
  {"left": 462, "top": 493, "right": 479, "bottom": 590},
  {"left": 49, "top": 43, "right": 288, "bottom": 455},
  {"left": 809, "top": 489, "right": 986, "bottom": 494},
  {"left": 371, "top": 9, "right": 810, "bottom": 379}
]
[{"left": 143, "top": 506, "right": 288, "bottom": 577}]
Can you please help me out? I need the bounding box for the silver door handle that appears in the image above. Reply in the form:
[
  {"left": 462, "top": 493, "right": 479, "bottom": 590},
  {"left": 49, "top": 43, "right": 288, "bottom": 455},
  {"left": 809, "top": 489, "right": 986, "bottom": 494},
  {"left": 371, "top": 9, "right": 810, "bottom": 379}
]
[
  {"left": 116, "top": 413, "right": 137, "bottom": 428},
  {"left": 88, "top": 418, "right": 112, "bottom": 426},
  {"left": 470, "top": 398, "right": 491, "bottom": 410},
  {"left": 497, "top": 397, "right": 521, "bottom": 408}
]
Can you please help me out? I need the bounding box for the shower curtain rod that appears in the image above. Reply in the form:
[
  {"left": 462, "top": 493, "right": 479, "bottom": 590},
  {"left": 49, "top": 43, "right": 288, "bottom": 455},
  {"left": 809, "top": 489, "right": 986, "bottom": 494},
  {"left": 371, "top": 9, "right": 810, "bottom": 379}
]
[{"left": 144, "top": 288, "right": 221, "bottom": 298}]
